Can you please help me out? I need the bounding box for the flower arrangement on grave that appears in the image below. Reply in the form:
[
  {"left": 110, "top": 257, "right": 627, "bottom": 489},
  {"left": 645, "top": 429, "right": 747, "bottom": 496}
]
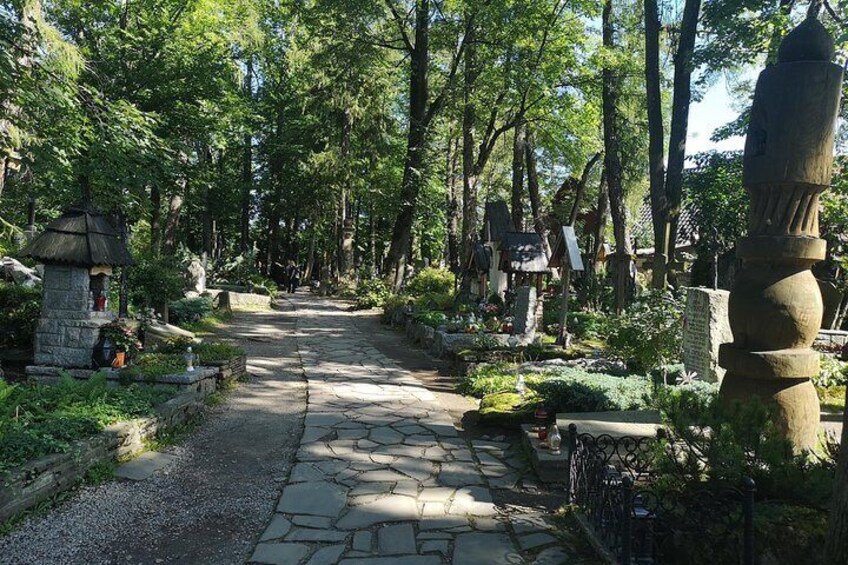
[
  {"left": 479, "top": 301, "right": 501, "bottom": 320},
  {"left": 99, "top": 320, "right": 141, "bottom": 368}
]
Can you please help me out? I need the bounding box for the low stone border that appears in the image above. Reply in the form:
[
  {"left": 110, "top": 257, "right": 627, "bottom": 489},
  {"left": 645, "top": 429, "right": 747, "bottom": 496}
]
[
  {"left": 0, "top": 389, "right": 211, "bottom": 523},
  {"left": 203, "top": 354, "right": 248, "bottom": 386},
  {"left": 397, "top": 317, "right": 533, "bottom": 359}
]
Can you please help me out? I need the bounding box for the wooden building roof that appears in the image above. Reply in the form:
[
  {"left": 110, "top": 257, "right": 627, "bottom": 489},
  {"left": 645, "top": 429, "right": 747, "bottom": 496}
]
[
  {"left": 19, "top": 205, "right": 134, "bottom": 268},
  {"left": 466, "top": 243, "right": 491, "bottom": 274},
  {"left": 499, "top": 232, "right": 550, "bottom": 274},
  {"left": 482, "top": 201, "right": 514, "bottom": 243}
]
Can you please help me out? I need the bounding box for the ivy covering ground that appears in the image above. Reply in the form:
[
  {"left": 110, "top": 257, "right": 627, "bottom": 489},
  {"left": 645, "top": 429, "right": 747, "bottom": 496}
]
[{"left": 0, "top": 374, "right": 176, "bottom": 473}]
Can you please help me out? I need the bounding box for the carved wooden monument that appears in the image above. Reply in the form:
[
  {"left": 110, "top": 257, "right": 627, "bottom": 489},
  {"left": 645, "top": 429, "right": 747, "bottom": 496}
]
[{"left": 718, "top": 16, "right": 843, "bottom": 450}]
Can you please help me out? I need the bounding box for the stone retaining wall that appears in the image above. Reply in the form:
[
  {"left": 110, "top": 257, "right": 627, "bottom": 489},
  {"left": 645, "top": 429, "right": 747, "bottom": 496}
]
[
  {"left": 204, "top": 355, "right": 248, "bottom": 385},
  {"left": 396, "top": 316, "right": 532, "bottom": 359},
  {"left": 0, "top": 391, "right": 208, "bottom": 523}
]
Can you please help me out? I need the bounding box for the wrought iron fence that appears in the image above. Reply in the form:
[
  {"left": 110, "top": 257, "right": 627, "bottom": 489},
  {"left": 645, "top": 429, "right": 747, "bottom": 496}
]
[{"left": 566, "top": 424, "right": 756, "bottom": 565}]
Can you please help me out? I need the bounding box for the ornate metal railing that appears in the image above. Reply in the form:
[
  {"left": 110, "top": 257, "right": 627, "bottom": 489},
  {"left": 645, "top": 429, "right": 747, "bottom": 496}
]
[{"left": 566, "top": 424, "right": 756, "bottom": 565}]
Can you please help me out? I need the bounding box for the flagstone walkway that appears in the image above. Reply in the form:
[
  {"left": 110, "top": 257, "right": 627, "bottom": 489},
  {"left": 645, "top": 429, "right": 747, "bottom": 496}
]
[{"left": 251, "top": 295, "right": 569, "bottom": 565}]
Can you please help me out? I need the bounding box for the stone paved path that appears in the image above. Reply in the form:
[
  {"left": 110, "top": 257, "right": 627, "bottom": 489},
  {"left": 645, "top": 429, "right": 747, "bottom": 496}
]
[{"left": 252, "top": 295, "right": 568, "bottom": 565}]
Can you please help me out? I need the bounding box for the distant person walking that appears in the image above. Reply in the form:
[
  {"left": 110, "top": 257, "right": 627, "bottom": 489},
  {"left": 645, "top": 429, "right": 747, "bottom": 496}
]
[{"left": 288, "top": 264, "right": 301, "bottom": 294}]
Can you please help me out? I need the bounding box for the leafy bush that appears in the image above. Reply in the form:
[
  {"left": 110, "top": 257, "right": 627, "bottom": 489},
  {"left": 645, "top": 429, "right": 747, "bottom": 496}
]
[
  {"left": 543, "top": 301, "right": 610, "bottom": 340},
  {"left": 405, "top": 267, "right": 454, "bottom": 296},
  {"left": 0, "top": 282, "right": 41, "bottom": 349},
  {"left": 382, "top": 294, "right": 410, "bottom": 322},
  {"left": 249, "top": 275, "right": 278, "bottom": 296},
  {"left": 414, "top": 291, "right": 454, "bottom": 311},
  {"left": 415, "top": 311, "right": 448, "bottom": 329},
  {"left": 607, "top": 290, "right": 683, "bottom": 372},
  {"left": 354, "top": 278, "right": 390, "bottom": 309},
  {"left": 169, "top": 296, "right": 214, "bottom": 326},
  {"left": 100, "top": 319, "right": 142, "bottom": 355},
  {"left": 815, "top": 354, "right": 847, "bottom": 389},
  {"left": 0, "top": 374, "right": 176, "bottom": 472},
  {"left": 128, "top": 255, "right": 185, "bottom": 310}
]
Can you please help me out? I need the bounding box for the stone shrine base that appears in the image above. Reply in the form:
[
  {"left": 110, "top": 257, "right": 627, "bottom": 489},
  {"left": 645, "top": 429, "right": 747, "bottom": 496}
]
[{"left": 26, "top": 365, "right": 218, "bottom": 394}]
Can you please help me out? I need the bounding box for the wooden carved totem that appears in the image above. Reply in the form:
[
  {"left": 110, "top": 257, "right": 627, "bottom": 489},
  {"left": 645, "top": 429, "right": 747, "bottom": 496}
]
[{"left": 718, "top": 16, "right": 844, "bottom": 450}]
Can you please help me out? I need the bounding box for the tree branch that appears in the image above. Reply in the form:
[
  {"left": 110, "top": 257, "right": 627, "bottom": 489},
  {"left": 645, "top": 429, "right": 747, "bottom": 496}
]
[{"left": 384, "top": 0, "right": 414, "bottom": 53}]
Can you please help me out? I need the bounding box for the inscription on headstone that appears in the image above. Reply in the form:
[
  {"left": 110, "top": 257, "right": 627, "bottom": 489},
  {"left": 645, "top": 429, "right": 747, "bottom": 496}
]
[{"left": 683, "top": 287, "right": 731, "bottom": 383}]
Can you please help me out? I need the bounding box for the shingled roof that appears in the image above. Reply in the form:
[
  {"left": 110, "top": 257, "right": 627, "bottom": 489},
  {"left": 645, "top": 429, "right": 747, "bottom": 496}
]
[
  {"left": 482, "top": 201, "right": 514, "bottom": 243},
  {"left": 19, "top": 205, "right": 134, "bottom": 268},
  {"left": 631, "top": 197, "right": 699, "bottom": 252},
  {"left": 466, "top": 243, "right": 491, "bottom": 274},
  {"left": 499, "top": 232, "right": 550, "bottom": 274}
]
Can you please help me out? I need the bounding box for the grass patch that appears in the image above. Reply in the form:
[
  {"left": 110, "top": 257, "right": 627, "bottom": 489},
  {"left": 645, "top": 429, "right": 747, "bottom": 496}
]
[
  {"left": 119, "top": 353, "right": 186, "bottom": 382},
  {"left": 179, "top": 310, "right": 233, "bottom": 335},
  {"left": 0, "top": 374, "right": 177, "bottom": 474},
  {"left": 150, "top": 338, "right": 245, "bottom": 362}
]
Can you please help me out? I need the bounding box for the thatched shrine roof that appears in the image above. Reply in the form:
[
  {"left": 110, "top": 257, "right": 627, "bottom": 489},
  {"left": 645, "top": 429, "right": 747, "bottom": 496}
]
[
  {"left": 499, "top": 232, "right": 550, "bottom": 274},
  {"left": 19, "top": 205, "right": 134, "bottom": 268}
]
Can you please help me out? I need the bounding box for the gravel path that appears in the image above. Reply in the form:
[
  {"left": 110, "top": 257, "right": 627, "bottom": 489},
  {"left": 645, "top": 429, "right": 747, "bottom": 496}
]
[
  {"left": 0, "top": 301, "right": 306, "bottom": 565},
  {"left": 251, "top": 295, "right": 569, "bottom": 565}
]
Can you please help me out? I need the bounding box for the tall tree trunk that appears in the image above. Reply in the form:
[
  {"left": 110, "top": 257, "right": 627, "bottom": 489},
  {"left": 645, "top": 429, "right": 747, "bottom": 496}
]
[
  {"left": 593, "top": 169, "right": 610, "bottom": 274},
  {"left": 602, "top": 0, "right": 632, "bottom": 313},
  {"left": 163, "top": 187, "right": 184, "bottom": 255},
  {"left": 825, "top": 383, "right": 848, "bottom": 563},
  {"left": 460, "top": 20, "right": 478, "bottom": 292},
  {"left": 511, "top": 119, "right": 526, "bottom": 231},
  {"left": 385, "top": 0, "right": 431, "bottom": 290},
  {"left": 664, "top": 0, "right": 701, "bottom": 286},
  {"left": 446, "top": 135, "right": 461, "bottom": 273},
  {"left": 645, "top": 0, "right": 667, "bottom": 289},
  {"left": 525, "top": 125, "right": 551, "bottom": 259},
  {"left": 340, "top": 109, "right": 354, "bottom": 279},
  {"left": 150, "top": 184, "right": 162, "bottom": 255},
  {"left": 240, "top": 57, "right": 254, "bottom": 255}
]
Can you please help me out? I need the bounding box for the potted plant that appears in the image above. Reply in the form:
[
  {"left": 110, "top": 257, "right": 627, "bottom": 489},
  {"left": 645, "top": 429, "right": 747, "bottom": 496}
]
[{"left": 99, "top": 320, "right": 141, "bottom": 369}]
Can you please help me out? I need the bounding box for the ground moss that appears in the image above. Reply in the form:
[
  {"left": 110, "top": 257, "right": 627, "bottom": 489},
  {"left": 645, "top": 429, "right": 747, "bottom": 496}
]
[{"left": 478, "top": 391, "right": 539, "bottom": 427}]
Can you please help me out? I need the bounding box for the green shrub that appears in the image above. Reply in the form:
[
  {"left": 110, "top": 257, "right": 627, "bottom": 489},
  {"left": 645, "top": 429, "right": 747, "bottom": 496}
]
[
  {"left": 653, "top": 388, "right": 836, "bottom": 510},
  {"left": 128, "top": 255, "right": 185, "bottom": 310},
  {"left": 542, "top": 301, "right": 610, "bottom": 340},
  {"left": 606, "top": 290, "right": 683, "bottom": 372},
  {"left": 815, "top": 355, "right": 847, "bottom": 389},
  {"left": 0, "top": 282, "right": 41, "bottom": 349},
  {"left": 249, "top": 275, "right": 278, "bottom": 296},
  {"left": 0, "top": 374, "right": 175, "bottom": 472},
  {"left": 169, "top": 296, "right": 214, "bottom": 326},
  {"left": 382, "top": 293, "right": 410, "bottom": 322},
  {"left": 530, "top": 368, "right": 652, "bottom": 412},
  {"left": 406, "top": 267, "right": 454, "bottom": 296},
  {"left": 413, "top": 291, "right": 454, "bottom": 311},
  {"left": 354, "top": 278, "right": 390, "bottom": 309},
  {"left": 415, "top": 311, "right": 448, "bottom": 329}
]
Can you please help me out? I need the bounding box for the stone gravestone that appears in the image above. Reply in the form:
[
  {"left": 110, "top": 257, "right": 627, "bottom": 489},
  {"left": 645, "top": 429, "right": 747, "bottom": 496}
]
[
  {"left": 513, "top": 286, "right": 538, "bottom": 335},
  {"left": 187, "top": 259, "right": 206, "bottom": 294},
  {"left": 683, "top": 288, "right": 732, "bottom": 383}
]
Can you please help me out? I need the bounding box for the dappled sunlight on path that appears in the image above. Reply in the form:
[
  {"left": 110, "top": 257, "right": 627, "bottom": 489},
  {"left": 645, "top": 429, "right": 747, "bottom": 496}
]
[{"left": 251, "top": 294, "right": 569, "bottom": 565}]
